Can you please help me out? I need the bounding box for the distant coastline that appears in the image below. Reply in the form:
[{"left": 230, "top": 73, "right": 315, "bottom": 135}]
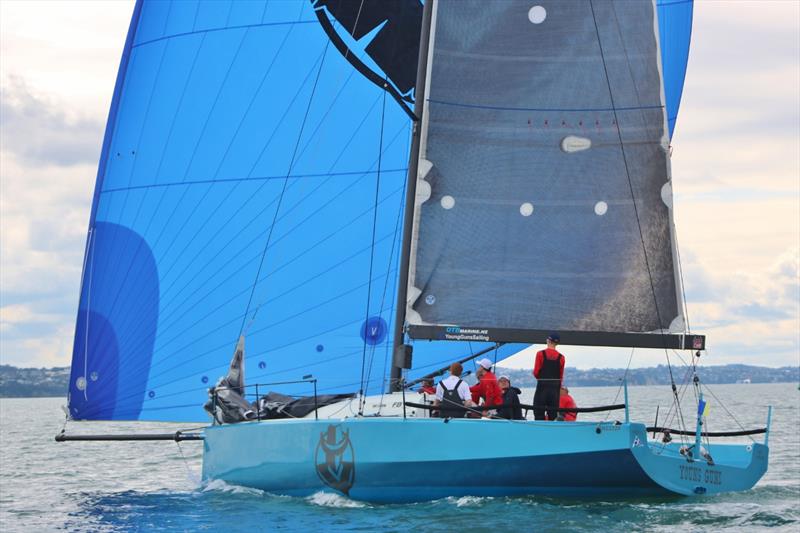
[
  {"left": 495, "top": 364, "right": 800, "bottom": 389},
  {"left": 0, "top": 365, "right": 70, "bottom": 398},
  {"left": 0, "top": 363, "right": 798, "bottom": 398}
]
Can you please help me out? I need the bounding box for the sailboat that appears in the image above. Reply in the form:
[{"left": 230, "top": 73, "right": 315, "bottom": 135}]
[{"left": 58, "top": 0, "right": 770, "bottom": 502}]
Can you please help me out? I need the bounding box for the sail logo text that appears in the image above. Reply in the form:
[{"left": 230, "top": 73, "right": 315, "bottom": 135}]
[
  {"left": 678, "top": 465, "right": 721, "bottom": 485},
  {"left": 444, "top": 327, "right": 490, "bottom": 342}
]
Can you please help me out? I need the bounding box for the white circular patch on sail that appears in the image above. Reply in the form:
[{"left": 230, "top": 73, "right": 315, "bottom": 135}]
[
  {"left": 75, "top": 376, "right": 87, "bottom": 391},
  {"left": 668, "top": 315, "right": 686, "bottom": 333},
  {"left": 425, "top": 294, "right": 436, "bottom": 305},
  {"left": 520, "top": 202, "right": 534, "bottom": 216},
  {"left": 528, "top": 5, "right": 546, "bottom": 24},
  {"left": 440, "top": 195, "right": 455, "bottom": 210},
  {"left": 660, "top": 181, "right": 674, "bottom": 209},
  {"left": 90, "top": 372, "right": 98, "bottom": 381},
  {"left": 594, "top": 201, "right": 608, "bottom": 216}
]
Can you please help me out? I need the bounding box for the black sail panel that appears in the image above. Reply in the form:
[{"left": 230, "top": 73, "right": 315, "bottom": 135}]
[{"left": 406, "top": 0, "right": 690, "bottom": 346}]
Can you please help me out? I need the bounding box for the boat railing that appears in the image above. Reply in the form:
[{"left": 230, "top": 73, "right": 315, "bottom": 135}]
[
  {"left": 402, "top": 398, "right": 627, "bottom": 420},
  {"left": 211, "top": 377, "right": 319, "bottom": 423}
]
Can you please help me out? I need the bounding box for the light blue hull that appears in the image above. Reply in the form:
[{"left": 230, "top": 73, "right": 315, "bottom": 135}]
[{"left": 201, "top": 418, "right": 768, "bottom": 503}]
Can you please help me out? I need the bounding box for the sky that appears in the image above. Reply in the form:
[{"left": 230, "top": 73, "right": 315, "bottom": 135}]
[{"left": 0, "top": 0, "right": 798, "bottom": 372}]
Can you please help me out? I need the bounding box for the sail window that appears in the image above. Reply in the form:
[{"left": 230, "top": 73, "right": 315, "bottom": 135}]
[
  {"left": 440, "top": 195, "right": 455, "bottom": 209},
  {"left": 527, "top": 5, "right": 546, "bottom": 24},
  {"left": 594, "top": 201, "right": 608, "bottom": 216},
  {"left": 520, "top": 202, "right": 534, "bottom": 216}
]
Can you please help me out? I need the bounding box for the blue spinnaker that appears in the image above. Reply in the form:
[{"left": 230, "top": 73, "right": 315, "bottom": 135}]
[
  {"left": 68, "top": 0, "right": 521, "bottom": 422},
  {"left": 657, "top": 0, "right": 693, "bottom": 138}
]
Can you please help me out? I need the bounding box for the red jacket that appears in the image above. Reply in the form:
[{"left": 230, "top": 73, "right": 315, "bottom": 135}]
[
  {"left": 470, "top": 370, "right": 503, "bottom": 407},
  {"left": 533, "top": 348, "right": 565, "bottom": 380},
  {"left": 559, "top": 393, "right": 577, "bottom": 422}
]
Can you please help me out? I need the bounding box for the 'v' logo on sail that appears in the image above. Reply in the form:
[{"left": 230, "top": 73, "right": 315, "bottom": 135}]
[{"left": 315, "top": 425, "right": 356, "bottom": 495}]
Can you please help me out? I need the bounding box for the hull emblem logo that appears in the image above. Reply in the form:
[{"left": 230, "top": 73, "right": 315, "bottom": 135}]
[{"left": 315, "top": 425, "right": 355, "bottom": 495}]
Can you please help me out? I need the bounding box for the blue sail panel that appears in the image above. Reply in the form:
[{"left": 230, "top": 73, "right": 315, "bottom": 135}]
[
  {"left": 68, "top": 0, "right": 514, "bottom": 422},
  {"left": 657, "top": 0, "right": 693, "bottom": 138}
]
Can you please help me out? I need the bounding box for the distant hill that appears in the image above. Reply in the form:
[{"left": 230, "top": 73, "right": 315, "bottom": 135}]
[
  {"left": 495, "top": 364, "right": 800, "bottom": 388},
  {"left": 0, "top": 363, "right": 797, "bottom": 398},
  {"left": 0, "top": 365, "right": 70, "bottom": 398}
]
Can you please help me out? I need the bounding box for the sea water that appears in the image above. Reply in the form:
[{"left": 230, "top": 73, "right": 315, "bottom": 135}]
[{"left": 1, "top": 383, "right": 798, "bottom": 532}]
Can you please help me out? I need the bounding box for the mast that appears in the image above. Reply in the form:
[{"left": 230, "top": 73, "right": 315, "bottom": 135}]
[{"left": 390, "top": 0, "right": 435, "bottom": 392}]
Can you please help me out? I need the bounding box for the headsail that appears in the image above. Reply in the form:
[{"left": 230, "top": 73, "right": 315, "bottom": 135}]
[
  {"left": 67, "top": 0, "right": 517, "bottom": 422},
  {"left": 405, "top": 0, "right": 703, "bottom": 349},
  {"left": 657, "top": 0, "right": 694, "bottom": 137}
]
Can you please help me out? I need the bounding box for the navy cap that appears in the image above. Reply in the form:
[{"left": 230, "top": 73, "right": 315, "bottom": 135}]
[{"left": 547, "top": 332, "right": 560, "bottom": 342}]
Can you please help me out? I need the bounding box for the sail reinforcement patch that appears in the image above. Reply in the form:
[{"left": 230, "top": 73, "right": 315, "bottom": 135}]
[
  {"left": 528, "top": 6, "right": 547, "bottom": 24},
  {"left": 520, "top": 202, "right": 534, "bottom": 216}
]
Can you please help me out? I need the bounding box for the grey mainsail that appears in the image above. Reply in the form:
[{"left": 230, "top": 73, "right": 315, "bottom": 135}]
[{"left": 406, "top": 0, "right": 689, "bottom": 346}]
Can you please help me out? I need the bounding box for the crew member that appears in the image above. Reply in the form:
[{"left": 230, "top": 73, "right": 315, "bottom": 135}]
[
  {"left": 434, "top": 362, "right": 474, "bottom": 418},
  {"left": 532, "top": 332, "right": 565, "bottom": 421},
  {"left": 497, "top": 375, "right": 524, "bottom": 420},
  {"left": 418, "top": 378, "right": 436, "bottom": 395},
  {"left": 558, "top": 386, "right": 577, "bottom": 422},
  {"left": 470, "top": 358, "right": 504, "bottom": 416}
]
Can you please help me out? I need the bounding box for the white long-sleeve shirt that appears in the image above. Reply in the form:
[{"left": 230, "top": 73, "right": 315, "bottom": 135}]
[{"left": 435, "top": 375, "right": 471, "bottom": 402}]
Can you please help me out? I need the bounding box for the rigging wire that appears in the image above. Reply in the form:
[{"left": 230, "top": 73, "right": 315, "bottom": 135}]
[
  {"left": 238, "top": 39, "right": 331, "bottom": 338},
  {"left": 358, "top": 83, "right": 388, "bottom": 415},
  {"left": 588, "top": 0, "right": 685, "bottom": 430},
  {"left": 603, "top": 347, "right": 635, "bottom": 422},
  {"left": 673, "top": 221, "right": 693, "bottom": 333},
  {"left": 676, "top": 345, "right": 759, "bottom": 442},
  {"left": 365, "top": 160, "right": 406, "bottom": 407},
  {"left": 176, "top": 440, "right": 201, "bottom": 486}
]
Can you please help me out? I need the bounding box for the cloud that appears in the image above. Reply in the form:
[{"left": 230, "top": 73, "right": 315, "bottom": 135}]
[
  {"left": 0, "top": 76, "right": 103, "bottom": 167},
  {"left": 0, "top": 1, "right": 132, "bottom": 367},
  {"left": 0, "top": 77, "right": 101, "bottom": 366},
  {"left": 681, "top": 247, "right": 799, "bottom": 363}
]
